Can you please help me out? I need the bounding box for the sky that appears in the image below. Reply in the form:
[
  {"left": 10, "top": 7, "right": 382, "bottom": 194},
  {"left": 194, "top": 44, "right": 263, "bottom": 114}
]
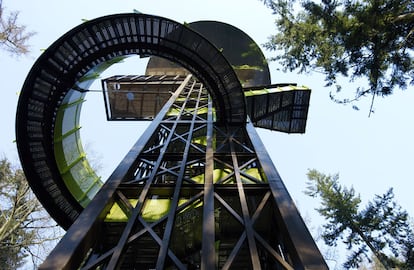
[{"left": 1, "top": 0, "right": 414, "bottom": 268}]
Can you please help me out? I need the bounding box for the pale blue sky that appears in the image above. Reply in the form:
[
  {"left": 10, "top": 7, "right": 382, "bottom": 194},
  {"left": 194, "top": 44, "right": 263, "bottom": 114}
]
[{"left": 2, "top": 0, "right": 414, "bottom": 267}]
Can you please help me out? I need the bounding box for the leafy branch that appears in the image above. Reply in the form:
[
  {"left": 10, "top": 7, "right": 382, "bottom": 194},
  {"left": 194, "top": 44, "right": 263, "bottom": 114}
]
[
  {"left": 0, "top": 1, "right": 35, "bottom": 56},
  {"left": 305, "top": 169, "right": 414, "bottom": 269},
  {"left": 261, "top": 0, "right": 414, "bottom": 114}
]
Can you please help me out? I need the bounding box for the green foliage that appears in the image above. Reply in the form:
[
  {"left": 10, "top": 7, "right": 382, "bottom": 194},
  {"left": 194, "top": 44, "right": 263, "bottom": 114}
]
[
  {"left": 0, "top": 158, "right": 34, "bottom": 269},
  {"left": 261, "top": 0, "right": 414, "bottom": 112},
  {"left": 0, "top": 1, "right": 35, "bottom": 55},
  {"left": 306, "top": 169, "right": 414, "bottom": 269},
  {"left": 0, "top": 158, "right": 61, "bottom": 269}
]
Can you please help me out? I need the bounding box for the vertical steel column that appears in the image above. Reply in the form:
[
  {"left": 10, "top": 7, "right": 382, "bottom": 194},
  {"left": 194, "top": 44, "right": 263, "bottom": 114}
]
[
  {"left": 201, "top": 95, "right": 215, "bottom": 270},
  {"left": 245, "top": 121, "right": 327, "bottom": 269}
]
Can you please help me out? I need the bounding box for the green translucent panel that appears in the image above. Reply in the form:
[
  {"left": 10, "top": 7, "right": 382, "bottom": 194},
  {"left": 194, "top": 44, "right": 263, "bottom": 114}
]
[
  {"left": 191, "top": 173, "right": 204, "bottom": 184},
  {"left": 105, "top": 198, "right": 198, "bottom": 222},
  {"left": 244, "top": 85, "right": 310, "bottom": 97},
  {"left": 244, "top": 89, "right": 269, "bottom": 96},
  {"left": 62, "top": 105, "right": 79, "bottom": 134},
  {"left": 61, "top": 134, "right": 81, "bottom": 166},
  {"left": 105, "top": 200, "right": 138, "bottom": 222},
  {"left": 241, "top": 168, "right": 265, "bottom": 183},
  {"left": 191, "top": 168, "right": 232, "bottom": 184},
  {"left": 196, "top": 107, "right": 208, "bottom": 115},
  {"left": 53, "top": 57, "right": 128, "bottom": 209},
  {"left": 192, "top": 136, "right": 207, "bottom": 146},
  {"left": 69, "top": 162, "right": 102, "bottom": 205},
  {"left": 166, "top": 105, "right": 210, "bottom": 117},
  {"left": 65, "top": 89, "right": 84, "bottom": 104},
  {"left": 54, "top": 90, "right": 102, "bottom": 207},
  {"left": 141, "top": 199, "right": 171, "bottom": 222},
  {"left": 213, "top": 168, "right": 232, "bottom": 183},
  {"left": 167, "top": 107, "right": 181, "bottom": 116}
]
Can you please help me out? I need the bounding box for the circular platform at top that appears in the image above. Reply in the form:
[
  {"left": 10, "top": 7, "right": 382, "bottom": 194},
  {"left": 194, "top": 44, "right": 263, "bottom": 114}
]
[
  {"left": 16, "top": 13, "right": 247, "bottom": 229},
  {"left": 146, "top": 20, "right": 271, "bottom": 87}
]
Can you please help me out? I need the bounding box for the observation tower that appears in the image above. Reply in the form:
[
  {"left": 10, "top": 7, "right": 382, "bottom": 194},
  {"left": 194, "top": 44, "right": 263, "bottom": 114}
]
[{"left": 16, "top": 13, "right": 327, "bottom": 269}]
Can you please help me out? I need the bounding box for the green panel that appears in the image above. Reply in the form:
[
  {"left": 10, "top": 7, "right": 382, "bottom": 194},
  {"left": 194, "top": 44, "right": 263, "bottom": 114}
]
[
  {"left": 192, "top": 136, "right": 207, "bottom": 146},
  {"left": 52, "top": 57, "right": 129, "bottom": 209},
  {"left": 167, "top": 107, "right": 181, "bottom": 116},
  {"left": 244, "top": 89, "right": 269, "bottom": 96},
  {"left": 54, "top": 90, "right": 102, "bottom": 207},
  {"left": 61, "top": 134, "right": 82, "bottom": 167},
  {"left": 244, "top": 85, "right": 310, "bottom": 97},
  {"left": 105, "top": 198, "right": 202, "bottom": 222},
  {"left": 240, "top": 168, "right": 265, "bottom": 183},
  {"left": 105, "top": 200, "right": 138, "bottom": 222},
  {"left": 69, "top": 161, "right": 102, "bottom": 206},
  {"left": 196, "top": 107, "right": 209, "bottom": 115},
  {"left": 62, "top": 105, "right": 79, "bottom": 134},
  {"left": 213, "top": 168, "right": 232, "bottom": 183},
  {"left": 191, "top": 168, "right": 232, "bottom": 184},
  {"left": 141, "top": 199, "right": 171, "bottom": 222}
]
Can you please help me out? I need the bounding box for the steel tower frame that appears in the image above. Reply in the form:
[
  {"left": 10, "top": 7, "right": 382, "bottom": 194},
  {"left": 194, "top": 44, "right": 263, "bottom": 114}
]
[
  {"left": 15, "top": 13, "right": 327, "bottom": 270},
  {"left": 40, "top": 75, "right": 325, "bottom": 269}
]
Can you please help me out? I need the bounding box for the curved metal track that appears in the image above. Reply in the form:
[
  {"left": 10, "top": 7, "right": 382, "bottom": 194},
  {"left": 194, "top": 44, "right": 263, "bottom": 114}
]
[{"left": 16, "top": 13, "right": 245, "bottom": 228}]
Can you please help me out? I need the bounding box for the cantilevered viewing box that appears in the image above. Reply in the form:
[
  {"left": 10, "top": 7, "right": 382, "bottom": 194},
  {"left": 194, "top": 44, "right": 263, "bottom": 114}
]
[{"left": 103, "top": 73, "right": 311, "bottom": 133}]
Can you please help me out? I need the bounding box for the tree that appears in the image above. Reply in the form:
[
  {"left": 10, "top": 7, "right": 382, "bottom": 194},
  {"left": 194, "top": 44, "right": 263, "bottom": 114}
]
[
  {"left": 0, "top": 0, "right": 35, "bottom": 55},
  {"left": 261, "top": 0, "right": 414, "bottom": 114},
  {"left": 305, "top": 169, "right": 414, "bottom": 269},
  {"left": 0, "top": 157, "right": 61, "bottom": 269}
]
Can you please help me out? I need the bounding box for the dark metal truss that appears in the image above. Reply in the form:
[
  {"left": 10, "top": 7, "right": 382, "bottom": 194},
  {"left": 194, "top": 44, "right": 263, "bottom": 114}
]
[
  {"left": 15, "top": 13, "right": 244, "bottom": 229},
  {"left": 40, "top": 75, "right": 327, "bottom": 270}
]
